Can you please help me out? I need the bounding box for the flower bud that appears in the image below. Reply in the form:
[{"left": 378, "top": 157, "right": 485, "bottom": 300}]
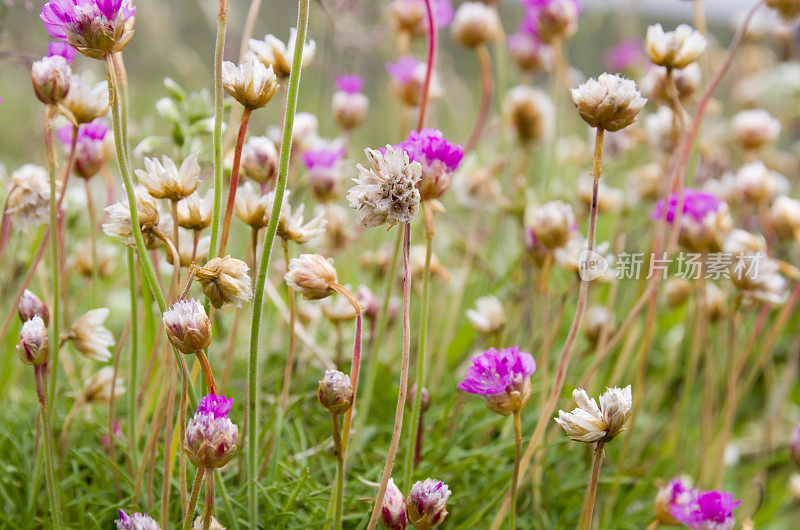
[
  {"left": 503, "top": 86, "right": 555, "bottom": 145},
  {"left": 571, "top": 73, "right": 646, "bottom": 131},
  {"left": 31, "top": 55, "right": 71, "bottom": 105},
  {"left": 195, "top": 256, "right": 254, "bottom": 309},
  {"left": 82, "top": 366, "right": 125, "bottom": 404},
  {"left": 768, "top": 196, "right": 800, "bottom": 240},
  {"left": 177, "top": 191, "right": 213, "bottom": 231},
  {"left": 317, "top": 370, "right": 353, "bottom": 415},
  {"left": 136, "top": 153, "right": 200, "bottom": 202},
  {"left": 663, "top": 278, "right": 692, "bottom": 309},
  {"left": 406, "top": 478, "right": 451, "bottom": 528},
  {"left": 285, "top": 254, "right": 339, "bottom": 300},
  {"left": 645, "top": 24, "right": 707, "bottom": 70},
  {"left": 508, "top": 32, "right": 552, "bottom": 73},
  {"left": 163, "top": 299, "right": 212, "bottom": 355},
  {"left": 732, "top": 109, "right": 780, "bottom": 151},
  {"left": 466, "top": 295, "right": 505, "bottom": 335},
  {"left": 534, "top": 0, "right": 581, "bottom": 44},
  {"left": 451, "top": 2, "right": 501, "bottom": 48},
  {"left": 18, "top": 315, "right": 49, "bottom": 366},
  {"left": 407, "top": 384, "right": 431, "bottom": 412},
  {"left": 241, "top": 136, "right": 279, "bottom": 184},
  {"left": 653, "top": 477, "right": 693, "bottom": 526},
  {"left": 67, "top": 308, "right": 115, "bottom": 362},
  {"left": 641, "top": 64, "right": 701, "bottom": 104},
  {"left": 222, "top": 56, "right": 279, "bottom": 109},
  {"left": 390, "top": 0, "right": 426, "bottom": 32},
  {"left": 526, "top": 200, "right": 575, "bottom": 249},
  {"left": 583, "top": 306, "right": 616, "bottom": 345},
  {"left": 380, "top": 478, "right": 407, "bottom": 530},
  {"left": 185, "top": 394, "right": 238, "bottom": 469},
  {"left": 18, "top": 290, "right": 49, "bottom": 326}
]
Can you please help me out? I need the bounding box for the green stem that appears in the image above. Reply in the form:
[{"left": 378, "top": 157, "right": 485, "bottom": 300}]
[
  {"left": 510, "top": 410, "right": 522, "bottom": 530},
  {"left": 202, "top": 467, "right": 215, "bottom": 530},
  {"left": 215, "top": 470, "right": 239, "bottom": 530},
  {"left": 580, "top": 442, "right": 605, "bottom": 530},
  {"left": 402, "top": 213, "right": 433, "bottom": 488},
  {"left": 127, "top": 248, "right": 139, "bottom": 473},
  {"left": 208, "top": 10, "right": 227, "bottom": 263},
  {"left": 184, "top": 467, "right": 204, "bottom": 530},
  {"left": 36, "top": 365, "right": 62, "bottom": 528},
  {"left": 44, "top": 107, "right": 61, "bottom": 407},
  {"left": 247, "top": 0, "right": 309, "bottom": 525},
  {"left": 331, "top": 414, "right": 344, "bottom": 530}
]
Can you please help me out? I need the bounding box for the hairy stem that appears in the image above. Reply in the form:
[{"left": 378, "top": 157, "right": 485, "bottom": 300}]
[{"left": 218, "top": 107, "right": 252, "bottom": 256}]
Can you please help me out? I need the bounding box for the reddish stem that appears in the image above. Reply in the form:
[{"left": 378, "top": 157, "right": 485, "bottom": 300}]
[
  {"left": 464, "top": 44, "right": 493, "bottom": 153},
  {"left": 416, "top": 0, "right": 437, "bottom": 131},
  {"left": 218, "top": 107, "right": 252, "bottom": 256}
]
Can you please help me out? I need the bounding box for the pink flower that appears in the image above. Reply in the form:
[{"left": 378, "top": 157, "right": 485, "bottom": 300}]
[
  {"left": 196, "top": 393, "right": 233, "bottom": 418},
  {"left": 605, "top": 38, "right": 643, "bottom": 71},
  {"left": 303, "top": 146, "right": 346, "bottom": 170},
  {"left": 386, "top": 55, "right": 421, "bottom": 84},
  {"left": 458, "top": 346, "right": 535, "bottom": 395},
  {"left": 41, "top": 0, "right": 136, "bottom": 59},
  {"left": 48, "top": 41, "right": 77, "bottom": 64},
  {"left": 670, "top": 489, "right": 741, "bottom": 529},
  {"left": 335, "top": 75, "right": 363, "bottom": 94},
  {"left": 651, "top": 189, "right": 724, "bottom": 224}
]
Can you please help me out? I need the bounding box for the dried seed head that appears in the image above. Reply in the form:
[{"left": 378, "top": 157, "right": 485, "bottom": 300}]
[
  {"left": 526, "top": 200, "right": 576, "bottom": 249},
  {"left": 72, "top": 240, "right": 117, "bottom": 278},
  {"left": 555, "top": 386, "right": 633, "bottom": 443},
  {"left": 645, "top": 24, "right": 707, "bottom": 70},
  {"left": 248, "top": 28, "right": 316, "bottom": 78},
  {"left": 278, "top": 193, "right": 327, "bottom": 244},
  {"left": 732, "top": 109, "right": 780, "bottom": 151},
  {"left": 508, "top": 32, "right": 553, "bottom": 73},
  {"left": 386, "top": 56, "right": 442, "bottom": 107},
  {"left": 176, "top": 191, "right": 213, "bottom": 231},
  {"left": 703, "top": 283, "right": 727, "bottom": 321},
  {"left": 451, "top": 2, "right": 502, "bottom": 48},
  {"left": 19, "top": 290, "right": 49, "bottom": 326},
  {"left": 503, "top": 85, "right": 555, "bottom": 145},
  {"left": 241, "top": 136, "right": 279, "bottom": 184},
  {"left": 332, "top": 91, "right": 369, "bottom": 131},
  {"left": 67, "top": 308, "right": 115, "bottom": 362},
  {"left": 406, "top": 478, "right": 451, "bottom": 528},
  {"left": 136, "top": 153, "right": 200, "bottom": 202},
  {"left": 116, "top": 510, "right": 160, "bottom": 530},
  {"left": 571, "top": 73, "right": 646, "bottom": 131},
  {"left": 195, "top": 256, "right": 254, "bottom": 309},
  {"left": 466, "top": 295, "right": 505, "bottom": 335},
  {"left": 734, "top": 161, "right": 786, "bottom": 204},
  {"left": 82, "top": 366, "right": 125, "bottom": 404},
  {"left": 317, "top": 370, "right": 353, "bottom": 415},
  {"left": 641, "top": 64, "right": 701, "bottom": 104},
  {"left": 663, "top": 278, "right": 693, "bottom": 309},
  {"left": 577, "top": 175, "right": 625, "bottom": 214},
  {"left": 347, "top": 145, "right": 422, "bottom": 228},
  {"left": 102, "top": 186, "right": 160, "bottom": 247},
  {"left": 534, "top": 0, "right": 581, "bottom": 44},
  {"left": 31, "top": 55, "right": 71, "bottom": 104},
  {"left": 768, "top": 196, "right": 800, "bottom": 240},
  {"left": 380, "top": 477, "right": 407, "bottom": 530},
  {"left": 62, "top": 75, "right": 109, "bottom": 124},
  {"left": 18, "top": 316, "right": 49, "bottom": 366},
  {"left": 163, "top": 299, "right": 212, "bottom": 355},
  {"left": 583, "top": 306, "right": 616, "bottom": 345},
  {"left": 7, "top": 164, "right": 50, "bottom": 231},
  {"left": 222, "top": 56, "right": 279, "bottom": 109},
  {"left": 628, "top": 162, "right": 663, "bottom": 202},
  {"left": 285, "top": 254, "right": 338, "bottom": 300},
  {"left": 234, "top": 182, "right": 272, "bottom": 229}
]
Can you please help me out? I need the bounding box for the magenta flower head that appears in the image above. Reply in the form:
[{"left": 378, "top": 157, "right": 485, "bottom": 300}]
[
  {"left": 48, "top": 41, "right": 77, "bottom": 64},
  {"left": 653, "top": 476, "right": 694, "bottom": 525},
  {"left": 116, "top": 510, "right": 160, "bottom": 529},
  {"left": 508, "top": 30, "right": 552, "bottom": 72},
  {"left": 57, "top": 118, "right": 110, "bottom": 179},
  {"left": 521, "top": 0, "right": 581, "bottom": 44},
  {"left": 458, "top": 346, "right": 536, "bottom": 415},
  {"left": 670, "top": 489, "right": 741, "bottom": 530},
  {"left": 380, "top": 478, "right": 407, "bottom": 530},
  {"left": 303, "top": 145, "right": 346, "bottom": 201},
  {"left": 651, "top": 189, "right": 722, "bottom": 224},
  {"left": 397, "top": 128, "right": 463, "bottom": 201},
  {"left": 41, "top": 0, "right": 136, "bottom": 59},
  {"left": 406, "top": 478, "right": 451, "bottom": 528},
  {"left": 651, "top": 189, "right": 732, "bottom": 252},
  {"left": 604, "top": 38, "right": 643, "bottom": 72},
  {"left": 386, "top": 55, "right": 437, "bottom": 107},
  {"left": 335, "top": 75, "right": 363, "bottom": 94},
  {"left": 387, "top": 56, "right": 419, "bottom": 85},
  {"left": 184, "top": 393, "right": 238, "bottom": 468}
]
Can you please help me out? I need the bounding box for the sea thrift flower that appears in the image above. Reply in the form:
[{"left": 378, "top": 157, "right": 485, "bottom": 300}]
[
  {"left": 380, "top": 478, "right": 407, "bottom": 530},
  {"left": 347, "top": 145, "right": 423, "bottom": 228},
  {"left": 332, "top": 75, "right": 369, "bottom": 131},
  {"left": 504, "top": 86, "right": 555, "bottom": 144},
  {"left": 66, "top": 308, "right": 115, "bottom": 362},
  {"left": 19, "top": 290, "right": 49, "bottom": 326},
  {"left": 406, "top": 478, "right": 451, "bottom": 528},
  {"left": 526, "top": 200, "right": 576, "bottom": 249},
  {"left": 386, "top": 56, "right": 441, "bottom": 107},
  {"left": 317, "top": 370, "right": 354, "bottom": 415},
  {"left": 732, "top": 109, "right": 780, "bottom": 151},
  {"left": 571, "top": 73, "right": 646, "bottom": 131},
  {"left": 31, "top": 55, "right": 71, "bottom": 105},
  {"left": 458, "top": 346, "right": 536, "bottom": 415},
  {"left": 177, "top": 191, "right": 213, "bottom": 231},
  {"left": 136, "top": 153, "right": 200, "bottom": 201},
  {"left": 653, "top": 477, "right": 694, "bottom": 526},
  {"left": 163, "top": 298, "right": 212, "bottom": 354},
  {"left": 7, "top": 164, "right": 50, "bottom": 230},
  {"left": 185, "top": 394, "right": 239, "bottom": 468},
  {"left": 605, "top": 38, "right": 643, "bottom": 71},
  {"left": 303, "top": 145, "right": 346, "bottom": 201},
  {"left": 59, "top": 118, "right": 110, "bottom": 179},
  {"left": 670, "top": 489, "right": 741, "bottom": 530},
  {"left": 451, "top": 2, "right": 502, "bottom": 48},
  {"left": 277, "top": 196, "right": 327, "bottom": 243},
  {"left": 724, "top": 229, "right": 787, "bottom": 304},
  {"left": 651, "top": 189, "right": 732, "bottom": 252},
  {"left": 555, "top": 386, "right": 633, "bottom": 443},
  {"left": 734, "top": 161, "right": 786, "bottom": 203},
  {"left": 102, "top": 186, "right": 160, "bottom": 247},
  {"left": 641, "top": 64, "right": 701, "bottom": 104},
  {"left": 249, "top": 28, "right": 316, "bottom": 78},
  {"left": 17, "top": 316, "right": 49, "bottom": 366},
  {"left": 508, "top": 31, "right": 553, "bottom": 72},
  {"left": 645, "top": 24, "right": 707, "bottom": 70},
  {"left": 82, "top": 366, "right": 125, "bottom": 403},
  {"left": 116, "top": 510, "right": 160, "bottom": 530},
  {"left": 466, "top": 295, "right": 505, "bottom": 335},
  {"left": 396, "top": 129, "right": 463, "bottom": 201},
  {"left": 234, "top": 182, "right": 272, "bottom": 229},
  {"left": 241, "top": 136, "right": 279, "bottom": 184},
  {"left": 194, "top": 256, "right": 254, "bottom": 308},
  {"left": 222, "top": 56, "right": 279, "bottom": 109},
  {"left": 40, "top": 0, "right": 136, "bottom": 59},
  {"left": 522, "top": 0, "right": 582, "bottom": 44},
  {"left": 285, "top": 254, "right": 338, "bottom": 300},
  {"left": 48, "top": 41, "right": 77, "bottom": 63},
  {"left": 583, "top": 306, "right": 616, "bottom": 344},
  {"left": 62, "top": 75, "right": 108, "bottom": 123}
]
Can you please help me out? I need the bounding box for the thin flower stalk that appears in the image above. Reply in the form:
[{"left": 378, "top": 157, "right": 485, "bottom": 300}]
[
  {"left": 511, "top": 410, "right": 522, "bottom": 530},
  {"left": 464, "top": 44, "right": 493, "bottom": 153},
  {"left": 127, "top": 247, "right": 139, "bottom": 472},
  {"left": 184, "top": 467, "right": 204, "bottom": 530},
  {"left": 208, "top": 0, "right": 228, "bottom": 269},
  {"left": 247, "top": 0, "right": 309, "bottom": 524},
  {"left": 44, "top": 107, "right": 62, "bottom": 410},
  {"left": 579, "top": 442, "right": 605, "bottom": 530},
  {"left": 35, "top": 364, "right": 62, "bottom": 529},
  {"left": 366, "top": 222, "right": 412, "bottom": 530},
  {"left": 417, "top": 0, "right": 436, "bottom": 131},
  {"left": 218, "top": 108, "right": 252, "bottom": 256},
  {"left": 202, "top": 467, "right": 215, "bottom": 530}
]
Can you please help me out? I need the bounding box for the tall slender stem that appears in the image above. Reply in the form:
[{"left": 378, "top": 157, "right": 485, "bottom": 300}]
[
  {"left": 196, "top": 349, "right": 218, "bottom": 395},
  {"left": 208, "top": 0, "right": 227, "bottom": 263},
  {"left": 178, "top": 354, "right": 190, "bottom": 516},
  {"left": 490, "top": 127, "right": 605, "bottom": 530},
  {"left": 510, "top": 410, "right": 522, "bottom": 530},
  {"left": 331, "top": 414, "right": 344, "bottom": 530},
  {"left": 366, "top": 223, "right": 412, "bottom": 530},
  {"left": 202, "top": 467, "right": 215, "bottom": 530},
  {"left": 161, "top": 355, "right": 177, "bottom": 530},
  {"left": 184, "top": 467, "right": 204, "bottom": 530},
  {"left": 464, "top": 44, "right": 493, "bottom": 153},
  {"left": 580, "top": 442, "right": 605, "bottom": 530},
  {"left": 218, "top": 108, "right": 252, "bottom": 256},
  {"left": 247, "top": 0, "right": 309, "bottom": 525},
  {"left": 44, "top": 107, "right": 61, "bottom": 406},
  {"left": 35, "top": 364, "right": 62, "bottom": 529},
  {"left": 85, "top": 178, "right": 99, "bottom": 304},
  {"left": 127, "top": 248, "right": 139, "bottom": 472},
  {"left": 416, "top": 0, "right": 437, "bottom": 131},
  {"left": 403, "top": 207, "right": 433, "bottom": 487},
  {"left": 280, "top": 239, "right": 296, "bottom": 411}
]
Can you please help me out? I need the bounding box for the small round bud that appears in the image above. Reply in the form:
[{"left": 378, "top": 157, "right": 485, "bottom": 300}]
[
  {"left": 241, "top": 136, "right": 279, "bottom": 184},
  {"left": 732, "top": 109, "right": 781, "bottom": 151},
  {"left": 18, "top": 290, "right": 49, "bottom": 326},
  {"left": 407, "top": 384, "right": 431, "bottom": 412},
  {"left": 663, "top": 278, "right": 692, "bottom": 309},
  {"left": 317, "top": 370, "right": 353, "bottom": 415},
  {"left": 451, "top": 2, "right": 501, "bottom": 48},
  {"left": 508, "top": 32, "right": 553, "bottom": 73},
  {"left": 406, "top": 478, "right": 451, "bottom": 528},
  {"left": 645, "top": 24, "right": 707, "bottom": 70},
  {"left": 641, "top": 64, "right": 701, "bottom": 104},
  {"left": 503, "top": 86, "right": 555, "bottom": 145},
  {"left": 380, "top": 477, "right": 408, "bottom": 530},
  {"left": 390, "top": 0, "right": 426, "bottom": 32},
  {"left": 31, "top": 55, "right": 71, "bottom": 105},
  {"left": 163, "top": 299, "right": 212, "bottom": 355},
  {"left": 195, "top": 256, "right": 254, "bottom": 309},
  {"left": 18, "top": 316, "right": 49, "bottom": 366},
  {"left": 525, "top": 200, "right": 576, "bottom": 249},
  {"left": 571, "top": 73, "right": 647, "bottom": 131},
  {"left": 285, "top": 254, "right": 339, "bottom": 300},
  {"left": 332, "top": 91, "right": 369, "bottom": 131},
  {"left": 222, "top": 56, "right": 279, "bottom": 109}
]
